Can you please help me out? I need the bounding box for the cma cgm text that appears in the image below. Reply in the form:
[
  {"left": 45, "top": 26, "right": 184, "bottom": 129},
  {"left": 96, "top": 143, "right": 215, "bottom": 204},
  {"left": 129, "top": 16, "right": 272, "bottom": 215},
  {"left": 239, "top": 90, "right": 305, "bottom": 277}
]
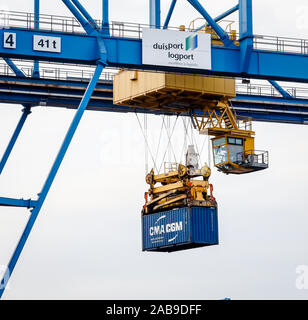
[{"left": 149, "top": 222, "right": 183, "bottom": 236}]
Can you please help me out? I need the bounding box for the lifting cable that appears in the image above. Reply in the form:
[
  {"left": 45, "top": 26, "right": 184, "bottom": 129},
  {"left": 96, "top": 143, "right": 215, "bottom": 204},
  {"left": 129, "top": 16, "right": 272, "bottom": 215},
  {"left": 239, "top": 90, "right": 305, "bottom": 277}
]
[
  {"left": 158, "top": 115, "right": 179, "bottom": 173},
  {"left": 144, "top": 114, "right": 148, "bottom": 175},
  {"left": 135, "top": 113, "right": 159, "bottom": 173},
  {"left": 181, "top": 115, "right": 211, "bottom": 168},
  {"left": 153, "top": 116, "right": 165, "bottom": 170},
  {"left": 161, "top": 115, "right": 178, "bottom": 164},
  {"left": 179, "top": 117, "right": 191, "bottom": 163}
]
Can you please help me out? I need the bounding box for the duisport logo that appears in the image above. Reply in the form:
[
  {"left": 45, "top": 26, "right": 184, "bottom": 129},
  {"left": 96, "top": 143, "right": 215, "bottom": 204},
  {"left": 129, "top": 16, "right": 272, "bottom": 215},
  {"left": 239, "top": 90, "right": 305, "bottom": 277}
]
[{"left": 186, "top": 34, "right": 198, "bottom": 51}]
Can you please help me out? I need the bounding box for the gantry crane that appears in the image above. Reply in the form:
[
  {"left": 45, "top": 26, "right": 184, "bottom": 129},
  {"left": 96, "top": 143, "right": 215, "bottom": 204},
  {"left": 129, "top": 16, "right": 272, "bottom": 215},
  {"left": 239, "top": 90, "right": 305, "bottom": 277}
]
[{"left": 0, "top": 0, "right": 307, "bottom": 297}]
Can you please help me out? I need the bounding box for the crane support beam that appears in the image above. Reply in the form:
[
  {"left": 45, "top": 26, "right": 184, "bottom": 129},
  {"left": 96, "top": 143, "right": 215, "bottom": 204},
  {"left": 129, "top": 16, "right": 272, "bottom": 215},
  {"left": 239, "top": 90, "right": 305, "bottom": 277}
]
[
  {"left": 70, "top": 0, "right": 99, "bottom": 30},
  {"left": 61, "top": 0, "right": 98, "bottom": 35},
  {"left": 268, "top": 80, "right": 293, "bottom": 99},
  {"left": 0, "top": 62, "right": 104, "bottom": 299},
  {"left": 149, "top": 0, "right": 161, "bottom": 29},
  {"left": 102, "top": 0, "right": 110, "bottom": 35},
  {"left": 0, "top": 197, "right": 37, "bottom": 208},
  {"left": 195, "top": 4, "right": 239, "bottom": 31},
  {"left": 163, "top": 0, "right": 177, "bottom": 29},
  {"left": 3, "top": 58, "right": 25, "bottom": 78},
  {"left": 186, "top": 0, "right": 237, "bottom": 48},
  {"left": 0, "top": 76, "right": 308, "bottom": 124},
  {"left": 239, "top": 0, "right": 253, "bottom": 73},
  {"left": 0, "top": 106, "right": 32, "bottom": 175},
  {"left": 33, "top": 0, "right": 40, "bottom": 78},
  {"left": 2, "top": 27, "right": 308, "bottom": 83}
]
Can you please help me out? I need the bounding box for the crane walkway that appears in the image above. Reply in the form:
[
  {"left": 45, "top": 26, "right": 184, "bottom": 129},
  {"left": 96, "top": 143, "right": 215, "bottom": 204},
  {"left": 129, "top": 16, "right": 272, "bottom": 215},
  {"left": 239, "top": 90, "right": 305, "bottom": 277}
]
[
  {"left": 1, "top": 10, "right": 308, "bottom": 55},
  {"left": 0, "top": 62, "right": 308, "bottom": 124}
]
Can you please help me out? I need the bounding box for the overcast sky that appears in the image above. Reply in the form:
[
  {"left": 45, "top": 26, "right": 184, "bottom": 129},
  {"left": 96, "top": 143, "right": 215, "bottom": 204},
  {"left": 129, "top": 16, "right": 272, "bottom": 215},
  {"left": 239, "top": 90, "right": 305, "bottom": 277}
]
[{"left": 0, "top": 0, "right": 308, "bottom": 300}]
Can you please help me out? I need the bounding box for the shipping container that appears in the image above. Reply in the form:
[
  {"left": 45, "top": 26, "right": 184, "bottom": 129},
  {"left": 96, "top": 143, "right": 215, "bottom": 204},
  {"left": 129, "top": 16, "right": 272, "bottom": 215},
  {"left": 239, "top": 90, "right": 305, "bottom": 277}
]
[{"left": 142, "top": 206, "right": 218, "bottom": 253}]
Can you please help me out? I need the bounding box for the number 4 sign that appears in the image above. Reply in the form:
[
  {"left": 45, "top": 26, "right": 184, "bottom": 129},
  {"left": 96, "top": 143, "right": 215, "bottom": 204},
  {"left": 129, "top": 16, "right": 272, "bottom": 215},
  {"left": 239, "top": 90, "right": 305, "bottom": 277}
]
[{"left": 3, "top": 33, "right": 16, "bottom": 49}]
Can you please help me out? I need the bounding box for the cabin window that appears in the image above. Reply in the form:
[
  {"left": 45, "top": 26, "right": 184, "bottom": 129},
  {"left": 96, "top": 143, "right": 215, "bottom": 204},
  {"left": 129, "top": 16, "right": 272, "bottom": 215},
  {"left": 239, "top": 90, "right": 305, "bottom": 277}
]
[{"left": 213, "top": 145, "right": 228, "bottom": 165}]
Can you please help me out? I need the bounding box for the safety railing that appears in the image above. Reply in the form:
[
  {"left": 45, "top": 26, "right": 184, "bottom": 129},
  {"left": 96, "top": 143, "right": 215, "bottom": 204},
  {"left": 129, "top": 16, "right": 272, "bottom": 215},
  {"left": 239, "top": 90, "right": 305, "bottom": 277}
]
[
  {"left": 236, "top": 150, "right": 269, "bottom": 166},
  {"left": 0, "top": 10, "right": 179, "bottom": 36},
  {"left": 0, "top": 10, "right": 234, "bottom": 39},
  {"left": 0, "top": 62, "right": 114, "bottom": 82},
  {"left": 236, "top": 83, "right": 308, "bottom": 99},
  {"left": 1, "top": 60, "right": 308, "bottom": 99},
  {"left": 254, "top": 34, "right": 308, "bottom": 55},
  {"left": 2, "top": 10, "right": 308, "bottom": 55},
  {"left": 237, "top": 119, "right": 252, "bottom": 132},
  {"left": 0, "top": 10, "right": 89, "bottom": 33}
]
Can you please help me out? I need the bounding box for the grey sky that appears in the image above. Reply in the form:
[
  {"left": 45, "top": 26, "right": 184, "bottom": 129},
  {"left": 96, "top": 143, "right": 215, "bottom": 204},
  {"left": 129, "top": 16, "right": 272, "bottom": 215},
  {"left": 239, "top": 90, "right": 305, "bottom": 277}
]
[{"left": 0, "top": 0, "right": 308, "bottom": 300}]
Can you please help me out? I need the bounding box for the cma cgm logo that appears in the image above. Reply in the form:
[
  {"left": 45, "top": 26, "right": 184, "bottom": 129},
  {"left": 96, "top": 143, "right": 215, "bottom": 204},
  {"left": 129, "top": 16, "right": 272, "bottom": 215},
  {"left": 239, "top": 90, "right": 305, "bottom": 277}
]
[
  {"left": 186, "top": 34, "right": 198, "bottom": 51},
  {"left": 149, "top": 215, "right": 183, "bottom": 242}
]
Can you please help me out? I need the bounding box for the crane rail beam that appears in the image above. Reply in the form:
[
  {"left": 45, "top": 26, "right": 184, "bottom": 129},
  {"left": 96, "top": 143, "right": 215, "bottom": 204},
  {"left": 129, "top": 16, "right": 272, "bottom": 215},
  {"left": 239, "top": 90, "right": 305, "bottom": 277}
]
[
  {"left": 0, "top": 76, "right": 308, "bottom": 124},
  {"left": 1, "top": 26, "right": 308, "bottom": 83}
]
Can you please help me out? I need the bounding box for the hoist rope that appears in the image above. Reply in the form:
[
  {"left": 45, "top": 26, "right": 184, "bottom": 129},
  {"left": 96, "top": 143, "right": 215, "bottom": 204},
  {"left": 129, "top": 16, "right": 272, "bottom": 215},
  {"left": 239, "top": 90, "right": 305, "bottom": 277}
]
[
  {"left": 162, "top": 116, "right": 178, "bottom": 164},
  {"left": 144, "top": 114, "right": 148, "bottom": 175},
  {"left": 135, "top": 113, "right": 159, "bottom": 173},
  {"left": 180, "top": 117, "right": 193, "bottom": 164},
  {"left": 190, "top": 125, "right": 202, "bottom": 168},
  {"left": 154, "top": 116, "right": 165, "bottom": 169},
  {"left": 158, "top": 115, "right": 179, "bottom": 173}
]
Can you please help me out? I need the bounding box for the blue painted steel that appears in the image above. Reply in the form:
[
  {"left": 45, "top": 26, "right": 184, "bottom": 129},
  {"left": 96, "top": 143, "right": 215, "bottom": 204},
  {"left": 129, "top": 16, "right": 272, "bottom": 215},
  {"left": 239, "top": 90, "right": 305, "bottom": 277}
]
[
  {"left": 1, "top": 71, "right": 308, "bottom": 124},
  {"left": 0, "top": 28, "right": 99, "bottom": 64},
  {"left": 0, "top": 75, "right": 112, "bottom": 89},
  {"left": 3, "top": 58, "right": 25, "bottom": 78},
  {"left": 268, "top": 80, "right": 292, "bottom": 99},
  {"left": 195, "top": 4, "right": 239, "bottom": 31},
  {"left": 186, "top": 0, "right": 236, "bottom": 48},
  {"left": 0, "top": 63, "right": 104, "bottom": 299},
  {"left": 3, "top": 27, "right": 308, "bottom": 83},
  {"left": 0, "top": 197, "right": 37, "bottom": 208},
  {"left": 239, "top": 0, "right": 253, "bottom": 39},
  {"left": 71, "top": 0, "right": 99, "bottom": 30},
  {"left": 102, "top": 0, "right": 109, "bottom": 35},
  {"left": 142, "top": 207, "right": 218, "bottom": 252},
  {"left": 0, "top": 106, "right": 31, "bottom": 175},
  {"left": 163, "top": 0, "right": 177, "bottom": 29},
  {"left": 33, "top": 0, "right": 40, "bottom": 78},
  {"left": 1, "top": 92, "right": 308, "bottom": 124},
  {"left": 1, "top": 74, "right": 308, "bottom": 124},
  {"left": 62, "top": 0, "right": 97, "bottom": 35},
  {"left": 239, "top": 0, "right": 253, "bottom": 73},
  {"left": 149, "top": 0, "right": 161, "bottom": 29}
]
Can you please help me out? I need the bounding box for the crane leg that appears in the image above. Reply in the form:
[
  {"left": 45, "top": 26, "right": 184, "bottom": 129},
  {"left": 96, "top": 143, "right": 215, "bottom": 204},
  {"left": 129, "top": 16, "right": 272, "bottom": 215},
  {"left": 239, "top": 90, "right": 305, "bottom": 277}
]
[
  {"left": 0, "top": 63, "right": 104, "bottom": 299},
  {"left": 0, "top": 105, "right": 32, "bottom": 175}
]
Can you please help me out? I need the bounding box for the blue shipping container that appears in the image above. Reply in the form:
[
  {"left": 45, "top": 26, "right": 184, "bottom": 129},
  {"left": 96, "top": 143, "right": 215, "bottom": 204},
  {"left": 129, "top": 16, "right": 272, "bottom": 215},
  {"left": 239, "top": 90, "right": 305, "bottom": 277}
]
[{"left": 142, "top": 206, "right": 218, "bottom": 252}]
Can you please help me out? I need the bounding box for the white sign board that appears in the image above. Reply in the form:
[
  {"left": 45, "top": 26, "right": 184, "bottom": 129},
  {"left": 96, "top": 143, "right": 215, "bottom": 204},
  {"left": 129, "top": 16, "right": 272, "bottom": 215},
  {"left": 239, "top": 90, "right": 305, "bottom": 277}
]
[
  {"left": 142, "top": 28, "right": 211, "bottom": 70},
  {"left": 33, "top": 35, "right": 61, "bottom": 53},
  {"left": 3, "top": 32, "right": 16, "bottom": 49}
]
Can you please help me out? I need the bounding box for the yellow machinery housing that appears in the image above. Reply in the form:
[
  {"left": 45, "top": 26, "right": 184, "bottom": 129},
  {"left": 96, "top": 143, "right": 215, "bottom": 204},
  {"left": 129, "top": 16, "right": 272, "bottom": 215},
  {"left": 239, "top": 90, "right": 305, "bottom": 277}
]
[{"left": 113, "top": 70, "right": 236, "bottom": 113}]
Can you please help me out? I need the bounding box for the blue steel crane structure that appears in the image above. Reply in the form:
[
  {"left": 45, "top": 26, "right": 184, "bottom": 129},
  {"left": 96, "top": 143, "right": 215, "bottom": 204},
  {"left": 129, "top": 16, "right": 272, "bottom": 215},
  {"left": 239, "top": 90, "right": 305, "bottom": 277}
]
[{"left": 0, "top": 0, "right": 308, "bottom": 297}]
